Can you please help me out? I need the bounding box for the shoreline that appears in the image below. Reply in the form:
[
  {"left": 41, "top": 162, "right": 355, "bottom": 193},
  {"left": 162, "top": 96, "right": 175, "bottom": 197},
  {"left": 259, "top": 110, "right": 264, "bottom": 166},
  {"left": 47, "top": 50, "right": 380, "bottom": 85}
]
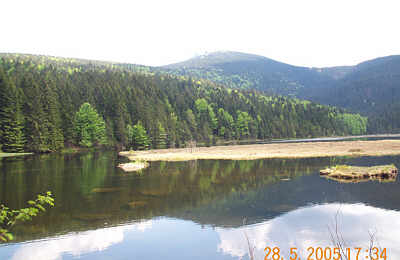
[
  {"left": 120, "top": 139, "right": 400, "bottom": 162},
  {"left": 0, "top": 152, "right": 33, "bottom": 158}
]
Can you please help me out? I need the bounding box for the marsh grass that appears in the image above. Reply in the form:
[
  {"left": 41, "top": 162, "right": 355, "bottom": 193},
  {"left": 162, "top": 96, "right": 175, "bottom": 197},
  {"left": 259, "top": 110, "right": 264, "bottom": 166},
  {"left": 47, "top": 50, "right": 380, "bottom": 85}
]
[
  {"left": 348, "top": 148, "right": 363, "bottom": 153},
  {"left": 120, "top": 140, "right": 400, "bottom": 162},
  {"left": 320, "top": 164, "right": 398, "bottom": 183}
]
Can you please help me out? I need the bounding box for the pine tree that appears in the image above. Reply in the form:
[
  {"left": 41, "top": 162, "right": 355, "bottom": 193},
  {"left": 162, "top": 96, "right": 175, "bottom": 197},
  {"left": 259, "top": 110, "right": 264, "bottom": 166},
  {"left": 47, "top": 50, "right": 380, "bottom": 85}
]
[
  {"left": 0, "top": 70, "right": 25, "bottom": 152},
  {"left": 126, "top": 124, "right": 134, "bottom": 149},
  {"left": 185, "top": 109, "right": 197, "bottom": 139},
  {"left": 21, "top": 78, "right": 49, "bottom": 152},
  {"left": 0, "top": 54, "right": 370, "bottom": 151},
  {"left": 155, "top": 122, "right": 167, "bottom": 149},
  {"left": 42, "top": 76, "right": 64, "bottom": 150}
]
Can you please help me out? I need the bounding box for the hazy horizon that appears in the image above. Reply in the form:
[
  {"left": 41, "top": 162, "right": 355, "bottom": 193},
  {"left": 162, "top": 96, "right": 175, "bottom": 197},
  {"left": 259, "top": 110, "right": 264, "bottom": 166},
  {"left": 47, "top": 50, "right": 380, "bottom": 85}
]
[
  {"left": 2, "top": 0, "right": 400, "bottom": 67},
  {"left": 3, "top": 50, "right": 398, "bottom": 69}
]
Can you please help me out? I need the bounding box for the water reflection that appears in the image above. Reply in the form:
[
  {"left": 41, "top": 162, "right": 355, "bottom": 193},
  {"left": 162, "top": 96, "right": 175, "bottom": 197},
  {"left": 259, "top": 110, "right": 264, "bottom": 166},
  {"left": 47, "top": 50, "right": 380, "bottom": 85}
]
[
  {"left": 2, "top": 152, "right": 400, "bottom": 243},
  {"left": 2, "top": 152, "right": 400, "bottom": 260},
  {"left": 10, "top": 220, "right": 152, "bottom": 260},
  {"left": 1, "top": 153, "right": 342, "bottom": 241},
  {"left": 7, "top": 204, "right": 400, "bottom": 260},
  {"left": 217, "top": 203, "right": 400, "bottom": 259}
]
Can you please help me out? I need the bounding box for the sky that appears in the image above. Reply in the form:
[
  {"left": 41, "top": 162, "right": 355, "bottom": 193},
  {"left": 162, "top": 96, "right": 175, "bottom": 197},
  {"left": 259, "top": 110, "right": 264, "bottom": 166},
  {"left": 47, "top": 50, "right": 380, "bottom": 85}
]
[{"left": 2, "top": 0, "right": 400, "bottom": 67}]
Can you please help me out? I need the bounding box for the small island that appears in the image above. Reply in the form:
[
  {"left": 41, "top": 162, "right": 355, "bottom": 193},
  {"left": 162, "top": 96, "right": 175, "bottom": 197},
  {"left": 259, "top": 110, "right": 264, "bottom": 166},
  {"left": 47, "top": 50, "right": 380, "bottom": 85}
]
[{"left": 320, "top": 164, "right": 398, "bottom": 183}]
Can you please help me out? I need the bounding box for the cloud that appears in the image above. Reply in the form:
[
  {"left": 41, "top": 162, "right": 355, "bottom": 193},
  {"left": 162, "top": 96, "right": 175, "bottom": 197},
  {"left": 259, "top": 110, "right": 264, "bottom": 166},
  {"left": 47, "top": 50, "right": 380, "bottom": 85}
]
[
  {"left": 11, "top": 220, "right": 152, "bottom": 260},
  {"left": 217, "top": 203, "right": 400, "bottom": 259}
]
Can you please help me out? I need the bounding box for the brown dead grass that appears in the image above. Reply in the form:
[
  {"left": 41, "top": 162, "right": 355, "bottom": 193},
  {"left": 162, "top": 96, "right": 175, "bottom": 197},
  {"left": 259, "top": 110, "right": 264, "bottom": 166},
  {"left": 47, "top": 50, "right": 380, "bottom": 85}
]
[
  {"left": 120, "top": 140, "right": 400, "bottom": 162},
  {"left": 320, "top": 164, "right": 398, "bottom": 183}
]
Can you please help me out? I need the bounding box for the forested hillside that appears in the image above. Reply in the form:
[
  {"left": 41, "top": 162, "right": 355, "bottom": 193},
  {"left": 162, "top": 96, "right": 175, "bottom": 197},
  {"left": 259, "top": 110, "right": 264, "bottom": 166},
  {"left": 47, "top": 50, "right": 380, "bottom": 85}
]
[
  {"left": 163, "top": 52, "right": 400, "bottom": 134},
  {"left": 163, "top": 51, "right": 334, "bottom": 97},
  {"left": 308, "top": 55, "right": 400, "bottom": 133},
  {"left": 0, "top": 53, "right": 367, "bottom": 152}
]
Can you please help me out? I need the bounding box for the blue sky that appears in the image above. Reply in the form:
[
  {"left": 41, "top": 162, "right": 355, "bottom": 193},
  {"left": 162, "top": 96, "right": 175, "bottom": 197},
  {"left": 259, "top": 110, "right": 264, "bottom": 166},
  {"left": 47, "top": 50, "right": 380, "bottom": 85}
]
[{"left": 2, "top": 0, "right": 400, "bottom": 67}]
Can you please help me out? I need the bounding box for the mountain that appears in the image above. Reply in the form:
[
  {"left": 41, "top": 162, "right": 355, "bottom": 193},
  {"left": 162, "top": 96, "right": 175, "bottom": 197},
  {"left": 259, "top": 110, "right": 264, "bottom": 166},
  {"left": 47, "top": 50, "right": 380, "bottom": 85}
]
[
  {"left": 311, "top": 66, "right": 354, "bottom": 80},
  {"left": 310, "top": 55, "right": 400, "bottom": 133},
  {"left": 0, "top": 53, "right": 366, "bottom": 152},
  {"left": 163, "top": 51, "right": 400, "bottom": 133},
  {"left": 314, "top": 55, "right": 400, "bottom": 110},
  {"left": 163, "top": 51, "right": 334, "bottom": 97}
]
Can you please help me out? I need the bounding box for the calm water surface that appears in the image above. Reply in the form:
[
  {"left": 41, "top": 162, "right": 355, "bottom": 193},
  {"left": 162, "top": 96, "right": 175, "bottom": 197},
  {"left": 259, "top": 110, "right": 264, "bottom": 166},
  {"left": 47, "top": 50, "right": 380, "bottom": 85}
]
[{"left": 0, "top": 151, "right": 400, "bottom": 260}]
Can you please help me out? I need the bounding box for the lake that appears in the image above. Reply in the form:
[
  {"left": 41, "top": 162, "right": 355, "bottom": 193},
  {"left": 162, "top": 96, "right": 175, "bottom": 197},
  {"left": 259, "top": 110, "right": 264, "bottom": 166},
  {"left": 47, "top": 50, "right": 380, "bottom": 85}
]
[{"left": 0, "top": 151, "right": 399, "bottom": 260}]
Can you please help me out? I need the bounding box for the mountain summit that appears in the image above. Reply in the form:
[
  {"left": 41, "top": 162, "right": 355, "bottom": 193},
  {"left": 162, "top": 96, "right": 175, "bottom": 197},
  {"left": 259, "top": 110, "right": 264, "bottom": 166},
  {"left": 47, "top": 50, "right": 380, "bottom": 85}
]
[
  {"left": 165, "top": 51, "right": 283, "bottom": 69},
  {"left": 163, "top": 51, "right": 334, "bottom": 97}
]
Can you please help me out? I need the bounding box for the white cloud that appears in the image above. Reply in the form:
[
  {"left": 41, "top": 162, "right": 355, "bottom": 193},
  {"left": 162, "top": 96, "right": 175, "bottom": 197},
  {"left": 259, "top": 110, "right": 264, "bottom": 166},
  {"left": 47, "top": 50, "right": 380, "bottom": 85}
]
[
  {"left": 217, "top": 203, "right": 400, "bottom": 259},
  {"left": 11, "top": 220, "right": 152, "bottom": 260}
]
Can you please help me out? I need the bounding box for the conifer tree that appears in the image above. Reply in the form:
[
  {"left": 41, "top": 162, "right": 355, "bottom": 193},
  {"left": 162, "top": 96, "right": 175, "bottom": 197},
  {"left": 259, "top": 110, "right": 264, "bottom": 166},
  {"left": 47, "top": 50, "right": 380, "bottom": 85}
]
[
  {"left": 21, "top": 78, "right": 49, "bottom": 152},
  {"left": 42, "top": 76, "right": 64, "bottom": 150},
  {"left": 155, "top": 122, "right": 167, "bottom": 149},
  {"left": 0, "top": 54, "right": 370, "bottom": 151},
  {"left": 126, "top": 124, "right": 134, "bottom": 149},
  {"left": 0, "top": 70, "right": 25, "bottom": 152}
]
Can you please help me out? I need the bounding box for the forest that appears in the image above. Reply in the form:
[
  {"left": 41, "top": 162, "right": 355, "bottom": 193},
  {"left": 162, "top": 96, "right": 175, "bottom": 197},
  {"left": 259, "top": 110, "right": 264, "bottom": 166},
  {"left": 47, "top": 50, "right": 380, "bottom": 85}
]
[
  {"left": 0, "top": 54, "right": 367, "bottom": 152},
  {"left": 162, "top": 51, "right": 400, "bottom": 134}
]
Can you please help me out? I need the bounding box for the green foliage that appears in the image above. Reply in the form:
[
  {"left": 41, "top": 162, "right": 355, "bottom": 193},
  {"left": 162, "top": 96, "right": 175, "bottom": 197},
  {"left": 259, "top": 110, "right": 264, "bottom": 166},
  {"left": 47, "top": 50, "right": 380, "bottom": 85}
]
[
  {"left": 20, "top": 76, "right": 64, "bottom": 152},
  {"left": 0, "top": 191, "right": 54, "bottom": 242},
  {"left": 163, "top": 51, "right": 330, "bottom": 97},
  {"left": 336, "top": 113, "right": 368, "bottom": 135},
  {"left": 217, "top": 108, "right": 235, "bottom": 139},
  {"left": 163, "top": 52, "right": 400, "bottom": 135},
  {"left": 73, "top": 103, "right": 107, "bottom": 147},
  {"left": 126, "top": 124, "right": 134, "bottom": 148},
  {"left": 195, "top": 98, "right": 209, "bottom": 116},
  {"left": 236, "top": 110, "right": 252, "bottom": 139},
  {"left": 0, "top": 53, "right": 369, "bottom": 151},
  {"left": 155, "top": 122, "right": 167, "bottom": 149},
  {"left": 129, "top": 122, "right": 150, "bottom": 150},
  {"left": 0, "top": 69, "right": 25, "bottom": 152},
  {"left": 185, "top": 109, "right": 197, "bottom": 139}
]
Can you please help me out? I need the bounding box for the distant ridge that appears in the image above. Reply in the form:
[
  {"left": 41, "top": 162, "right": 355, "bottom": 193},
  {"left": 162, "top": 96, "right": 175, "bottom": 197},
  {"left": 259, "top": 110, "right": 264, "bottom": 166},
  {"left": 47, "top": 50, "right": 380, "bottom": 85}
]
[
  {"left": 163, "top": 51, "right": 335, "bottom": 97},
  {"left": 163, "top": 51, "right": 400, "bottom": 133}
]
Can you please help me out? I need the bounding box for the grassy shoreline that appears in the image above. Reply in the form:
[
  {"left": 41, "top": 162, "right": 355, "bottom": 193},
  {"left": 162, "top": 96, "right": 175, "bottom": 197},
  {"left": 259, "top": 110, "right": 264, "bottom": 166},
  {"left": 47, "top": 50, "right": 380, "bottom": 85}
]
[{"left": 120, "top": 139, "right": 400, "bottom": 162}]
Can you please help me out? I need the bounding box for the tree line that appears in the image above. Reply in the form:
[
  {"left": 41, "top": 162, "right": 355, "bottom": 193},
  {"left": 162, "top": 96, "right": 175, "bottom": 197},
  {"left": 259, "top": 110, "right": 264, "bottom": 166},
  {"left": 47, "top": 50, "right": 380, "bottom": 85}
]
[{"left": 0, "top": 54, "right": 367, "bottom": 152}]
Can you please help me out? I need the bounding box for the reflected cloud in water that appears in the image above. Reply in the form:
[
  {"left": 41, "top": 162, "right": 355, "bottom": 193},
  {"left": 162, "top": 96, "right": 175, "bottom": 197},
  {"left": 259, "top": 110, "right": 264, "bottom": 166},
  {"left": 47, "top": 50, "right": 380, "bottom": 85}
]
[
  {"left": 11, "top": 220, "right": 152, "bottom": 260},
  {"left": 217, "top": 204, "right": 400, "bottom": 259}
]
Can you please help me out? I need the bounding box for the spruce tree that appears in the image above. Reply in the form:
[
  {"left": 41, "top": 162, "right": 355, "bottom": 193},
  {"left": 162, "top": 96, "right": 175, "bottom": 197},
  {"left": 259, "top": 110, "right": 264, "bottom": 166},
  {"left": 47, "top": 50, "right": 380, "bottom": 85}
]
[
  {"left": 156, "top": 122, "right": 167, "bottom": 149},
  {"left": 0, "top": 70, "right": 25, "bottom": 152},
  {"left": 126, "top": 124, "right": 134, "bottom": 149},
  {"left": 42, "top": 76, "right": 64, "bottom": 150},
  {"left": 23, "top": 80, "right": 49, "bottom": 152}
]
